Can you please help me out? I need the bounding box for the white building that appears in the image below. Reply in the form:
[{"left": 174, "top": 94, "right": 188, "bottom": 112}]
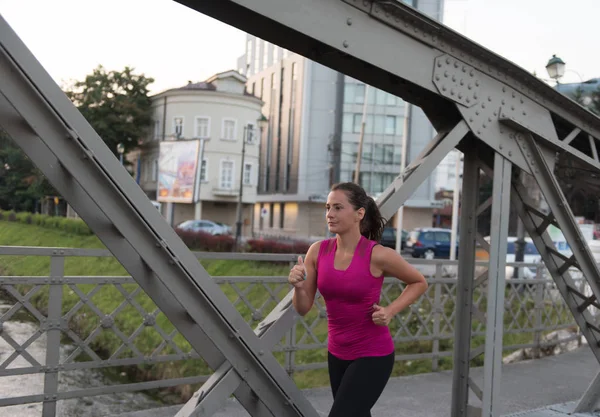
[{"left": 136, "top": 70, "right": 264, "bottom": 234}]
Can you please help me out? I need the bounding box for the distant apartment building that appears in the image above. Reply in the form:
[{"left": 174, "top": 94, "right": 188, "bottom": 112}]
[
  {"left": 136, "top": 70, "right": 264, "bottom": 234},
  {"left": 236, "top": 0, "right": 445, "bottom": 239}
]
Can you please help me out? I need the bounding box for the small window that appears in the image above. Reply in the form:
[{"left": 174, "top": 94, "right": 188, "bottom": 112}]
[
  {"left": 195, "top": 117, "right": 210, "bottom": 138},
  {"left": 200, "top": 158, "right": 207, "bottom": 182},
  {"left": 219, "top": 160, "right": 234, "bottom": 189},
  {"left": 173, "top": 117, "right": 184, "bottom": 138},
  {"left": 222, "top": 119, "right": 236, "bottom": 141},
  {"left": 243, "top": 163, "right": 252, "bottom": 185}
]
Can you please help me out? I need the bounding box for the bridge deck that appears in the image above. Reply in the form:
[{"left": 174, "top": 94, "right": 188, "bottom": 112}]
[{"left": 117, "top": 346, "right": 599, "bottom": 417}]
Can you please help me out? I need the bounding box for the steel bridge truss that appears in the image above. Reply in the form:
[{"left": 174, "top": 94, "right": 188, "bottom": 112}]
[{"left": 2, "top": 0, "right": 600, "bottom": 416}]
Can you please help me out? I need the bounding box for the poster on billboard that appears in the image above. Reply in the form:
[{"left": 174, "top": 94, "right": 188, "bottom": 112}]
[{"left": 157, "top": 140, "right": 200, "bottom": 203}]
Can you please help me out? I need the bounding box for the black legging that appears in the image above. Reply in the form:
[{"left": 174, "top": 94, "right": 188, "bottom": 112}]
[{"left": 327, "top": 351, "right": 395, "bottom": 417}]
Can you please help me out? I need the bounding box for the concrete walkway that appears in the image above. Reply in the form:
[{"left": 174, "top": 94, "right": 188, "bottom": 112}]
[{"left": 117, "top": 347, "right": 600, "bottom": 417}]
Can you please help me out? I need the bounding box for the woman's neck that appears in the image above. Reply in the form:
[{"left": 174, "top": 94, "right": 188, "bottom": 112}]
[{"left": 336, "top": 229, "right": 362, "bottom": 254}]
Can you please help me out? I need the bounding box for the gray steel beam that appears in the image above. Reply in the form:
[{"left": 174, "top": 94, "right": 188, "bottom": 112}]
[
  {"left": 376, "top": 120, "right": 469, "bottom": 221},
  {"left": 177, "top": 291, "right": 297, "bottom": 417},
  {"left": 179, "top": 0, "right": 600, "bottom": 172},
  {"left": 482, "top": 153, "right": 511, "bottom": 417},
  {"left": 0, "top": 15, "right": 318, "bottom": 417},
  {"left": 451, "top": 146, "right": 480, "bottom": 417}
]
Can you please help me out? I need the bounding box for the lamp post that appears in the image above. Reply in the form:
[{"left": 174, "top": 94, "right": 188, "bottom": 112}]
[
  {"left": 235, "top": 115, "right": 268, "bottom": 251},
  {"left": 117, "top": 142, "right": 125, "bottom": 165},
  {"left": 545, "top": 54, "right": 566, "bottom": 84}
]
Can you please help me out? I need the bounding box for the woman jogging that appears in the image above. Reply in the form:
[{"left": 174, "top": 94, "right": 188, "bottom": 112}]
[{"left": 288, "top": 182, "right": 428, "bottom": 417}]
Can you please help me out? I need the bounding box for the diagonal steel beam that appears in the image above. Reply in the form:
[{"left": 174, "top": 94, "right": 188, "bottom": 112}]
[
  {"left": 513, "top": 132, "right": 600, "bottom": 310},
  {"left": 376, "top": 120, "right": 469, "bottom": 221},
  {"left": 0, "top": 15, "right": 318, "bottom": 417},
  {"left": 176, "top": 291, "right": 298, "bottom": 417}
]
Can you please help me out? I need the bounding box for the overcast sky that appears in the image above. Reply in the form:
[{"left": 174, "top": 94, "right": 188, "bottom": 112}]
[{"left": 0, "top": 0, "right": 597, "bottom": 95}]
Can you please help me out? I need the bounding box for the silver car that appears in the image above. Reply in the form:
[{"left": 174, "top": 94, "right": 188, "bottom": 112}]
[{"left": 177, "top": 220, "right": 231, "bottom": 236}]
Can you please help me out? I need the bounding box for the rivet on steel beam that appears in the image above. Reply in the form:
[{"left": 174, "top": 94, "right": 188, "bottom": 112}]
[
  {"left": 475, "top": 111, "right": 480, "bottom": 115},
  {"left": 469, "top": 118, "right": 474, "bottom": 122},
  {"left": 444, "top": 71, "right": 449, "bottom": 78},
  {"left": 523, "top": 111, "right": 527, "bottom": 116},
  {"left": 488, "top": 96, "right": 492, "bottom": 102},
  {"left": 483, "top": 124, "right": 487, "bottom": 128},
  {"left": 442, "top": 86, "right": 447, "bottom": 92},
  {"left": 502, "top": 87, "right": 507, "bottom": 93},
  {"left": 475, "top": 80, "right": 480, "bottom": 87},
  {"left": 462, "top": 66, "right": 467, "bottom": 72},
  {"left": 470, "top": 70, "right": 474, "bottom": 76},
  {"left": 511, "top": 106, "right": 515, "bottom": 111},
  {"left": 437, "top": 62, "right": 442, "bottom": 67},
  {"left": 509, "top": 151, "right": 512, "bottom": 156},
  {"left": 343, "top": 41, "right": 349, "bottom": 48},
  {"left": 466, "top": 98, "right": 471, "bottom": 103},
  {"left": 482, "top": 103, "right": 486, "bottom": 109},
  {"left": 452, "top": 75, "right": 456, "bottom": 82},
  {"left": 454, "top": 62, "right": 459, "bottom": 68},
  {"left": 450, "top": 90, "right": 455, "bottom": 96},
  {"left": 458, "top": 93, "right": 463, "bottom": 99},
  {"left": 446, "top": 57, "right": 451, "bottom": 65},
  {"left": 435, "top": 75, "right": 440, "bottom": 81},
  {"left": 499, "top": 144, "right": 503, "bottom": 150},
  {"left": 346, "top": 18, "right": 352, "bottom": 25}
]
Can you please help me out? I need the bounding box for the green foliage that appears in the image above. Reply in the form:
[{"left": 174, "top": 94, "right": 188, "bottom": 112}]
[
  {"left": 64, "top": 65, "right": 155, "bottom": 158},
  {"left": 0, "top": 130, "right": 56, "bottom": 212},
  {"left": 0, "top": 209, "right": 92, "bottom": 236}
]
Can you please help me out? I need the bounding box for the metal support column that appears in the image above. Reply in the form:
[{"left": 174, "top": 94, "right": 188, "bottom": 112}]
[
  {"left": 481, "top": 153, "right": 511, "bottom": 417},
  {"left": 451, "top": 147, "right": 480, "bottom": 417}
]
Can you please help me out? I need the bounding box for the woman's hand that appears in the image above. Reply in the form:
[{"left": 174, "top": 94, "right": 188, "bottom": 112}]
[
  {"left": 372, "top": 303, "right": 393, "bottom": 326},
  {"left": 288, "top": 256, "right": 306, "bottom": 288}
]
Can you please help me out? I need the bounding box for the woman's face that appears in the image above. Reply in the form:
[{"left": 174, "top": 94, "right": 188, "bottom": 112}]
[{"left": 325, "top": 190, "right": 364, "bottom": 235}]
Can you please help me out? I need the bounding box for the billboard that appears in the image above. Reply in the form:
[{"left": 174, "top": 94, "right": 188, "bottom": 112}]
[{"left": 157, "top": 140, "right": 200, "bottom": 203}]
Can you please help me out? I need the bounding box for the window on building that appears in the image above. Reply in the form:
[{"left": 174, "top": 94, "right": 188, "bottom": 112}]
[
  {"left": 195, "top": 117, "right": 210, "bottom": 138},
  {"left": 153, "top": 120, "right": 160, "bottom": 140},
  {"left": 245, "top": 122, "right": 256, "bottom": 144},
  {"left": 353, "top": 114, "right": 362, "bottom": 133},
  {"left": 383, "top": 144, "right": 395, "bottom": 165},
  {"left": 355, "top": 84, "right": 365, "bottom": 104},
  {"left": 386, "top": 92, "right": 397, "bottom": 106},
  {"left": 200, "top": 158, "right": 207, "bottom": 181},
  {"left": 385, "top": 116, "right": 397, "bottom": 135},
  {"left": 219, "top": 160, "right": 234, "bottom": 189},
  {"left": 260, "top": 78, "right": 265, "bottom": 99},
  {"left": 246, "top": 39, "right": 253, "bottom": 72},
  {"left": 279, "top": 203, "right": 285, "bottom": 228},
  {"left": 263, "top": 43, "right": 269, "bottom": 68},
  {"left": 254, "top": 39, "right": 261, "bottom": 73},
  {"left": 269, "top": 203, "right": 275, "bottom": 228},
  {"left": 152, "top": 159, "right": 158, "bottom": 181},
  {"left": 222, "top": 119, "right": 236, "bottom": 140},
  {"left": 243, "top": 163, "right": 252, "bottom": 185},
  {"left": 173, "top": 117, "right": 184, "bottom": 138}
]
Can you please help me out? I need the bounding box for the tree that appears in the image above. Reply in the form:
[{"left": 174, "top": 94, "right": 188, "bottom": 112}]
[
  {"left": 64, "top": 65, "right": 155, "bottom": 161},
  {"left": 0, "top": 130, "right": 56, "bottom": 212}
]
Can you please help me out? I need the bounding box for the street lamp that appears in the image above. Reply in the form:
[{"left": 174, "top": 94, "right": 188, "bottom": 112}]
[
  {"left": 235, "top": 115, "right": 268, "bottom": 251},
  {"left": 545, "top": 54, "right": 566, "bottom": 83},
  {"left": 117, "top": 142, "right": 125, "bottom": 165}
]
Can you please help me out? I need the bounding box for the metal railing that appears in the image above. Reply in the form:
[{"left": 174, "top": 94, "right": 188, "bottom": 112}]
[{"left": 0, "top": 246, "right": 582, "bottom": 414}]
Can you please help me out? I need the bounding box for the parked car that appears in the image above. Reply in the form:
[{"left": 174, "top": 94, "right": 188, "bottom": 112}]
[
  {"left": 176, "top": 220, "right": 231, "bottom": 236},
  {"left": 408, "top": 228, "right": 458, "bottom": 259},
  {"left": 380, "top": 227, "right": 408, "bottom": 250}
]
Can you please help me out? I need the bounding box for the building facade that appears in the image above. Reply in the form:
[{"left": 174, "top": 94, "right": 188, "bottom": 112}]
[
  {"left": 136, "top": 70, "right": 264, "bottom": 233},
  {"left": 237, "top": 0, "right": 445, "bottom": 240}
]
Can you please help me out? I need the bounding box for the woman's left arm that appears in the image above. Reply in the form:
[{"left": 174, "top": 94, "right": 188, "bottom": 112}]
[{"left": 371, "top": 245, "right": 429, "bottom": 325}]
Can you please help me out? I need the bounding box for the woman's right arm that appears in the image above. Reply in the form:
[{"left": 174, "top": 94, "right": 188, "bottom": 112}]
[{"left": 289, "top": 241, "right": 321, "bottom": 316}]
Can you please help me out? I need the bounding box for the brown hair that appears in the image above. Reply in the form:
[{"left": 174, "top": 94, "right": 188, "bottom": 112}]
[{"left": 330, "top": 182, "right": 386, "bottom": 242}]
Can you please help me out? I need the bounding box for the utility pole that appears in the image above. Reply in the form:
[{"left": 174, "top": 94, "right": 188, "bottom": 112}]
[
  {"left": 235, "top": 124, "right": 253, "bottom": 251},
  {"left": 353, "top": 84, "right": 370, "bottom": 183},
  {"left": 395, "top": 102, "right": 412, "bottom": 253},
  {"left": 193, "top": 137, "right": 209, "bottom": 220}
]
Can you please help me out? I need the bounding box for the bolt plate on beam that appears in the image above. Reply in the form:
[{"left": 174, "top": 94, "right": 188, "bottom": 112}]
[{"left": 433, "top": 54, "right": 480, "bottom": 108}]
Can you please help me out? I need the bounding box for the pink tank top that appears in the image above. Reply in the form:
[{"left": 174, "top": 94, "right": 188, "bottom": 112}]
[{"left": 316, "top": 235, "right": 395, "bottom": 360}]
